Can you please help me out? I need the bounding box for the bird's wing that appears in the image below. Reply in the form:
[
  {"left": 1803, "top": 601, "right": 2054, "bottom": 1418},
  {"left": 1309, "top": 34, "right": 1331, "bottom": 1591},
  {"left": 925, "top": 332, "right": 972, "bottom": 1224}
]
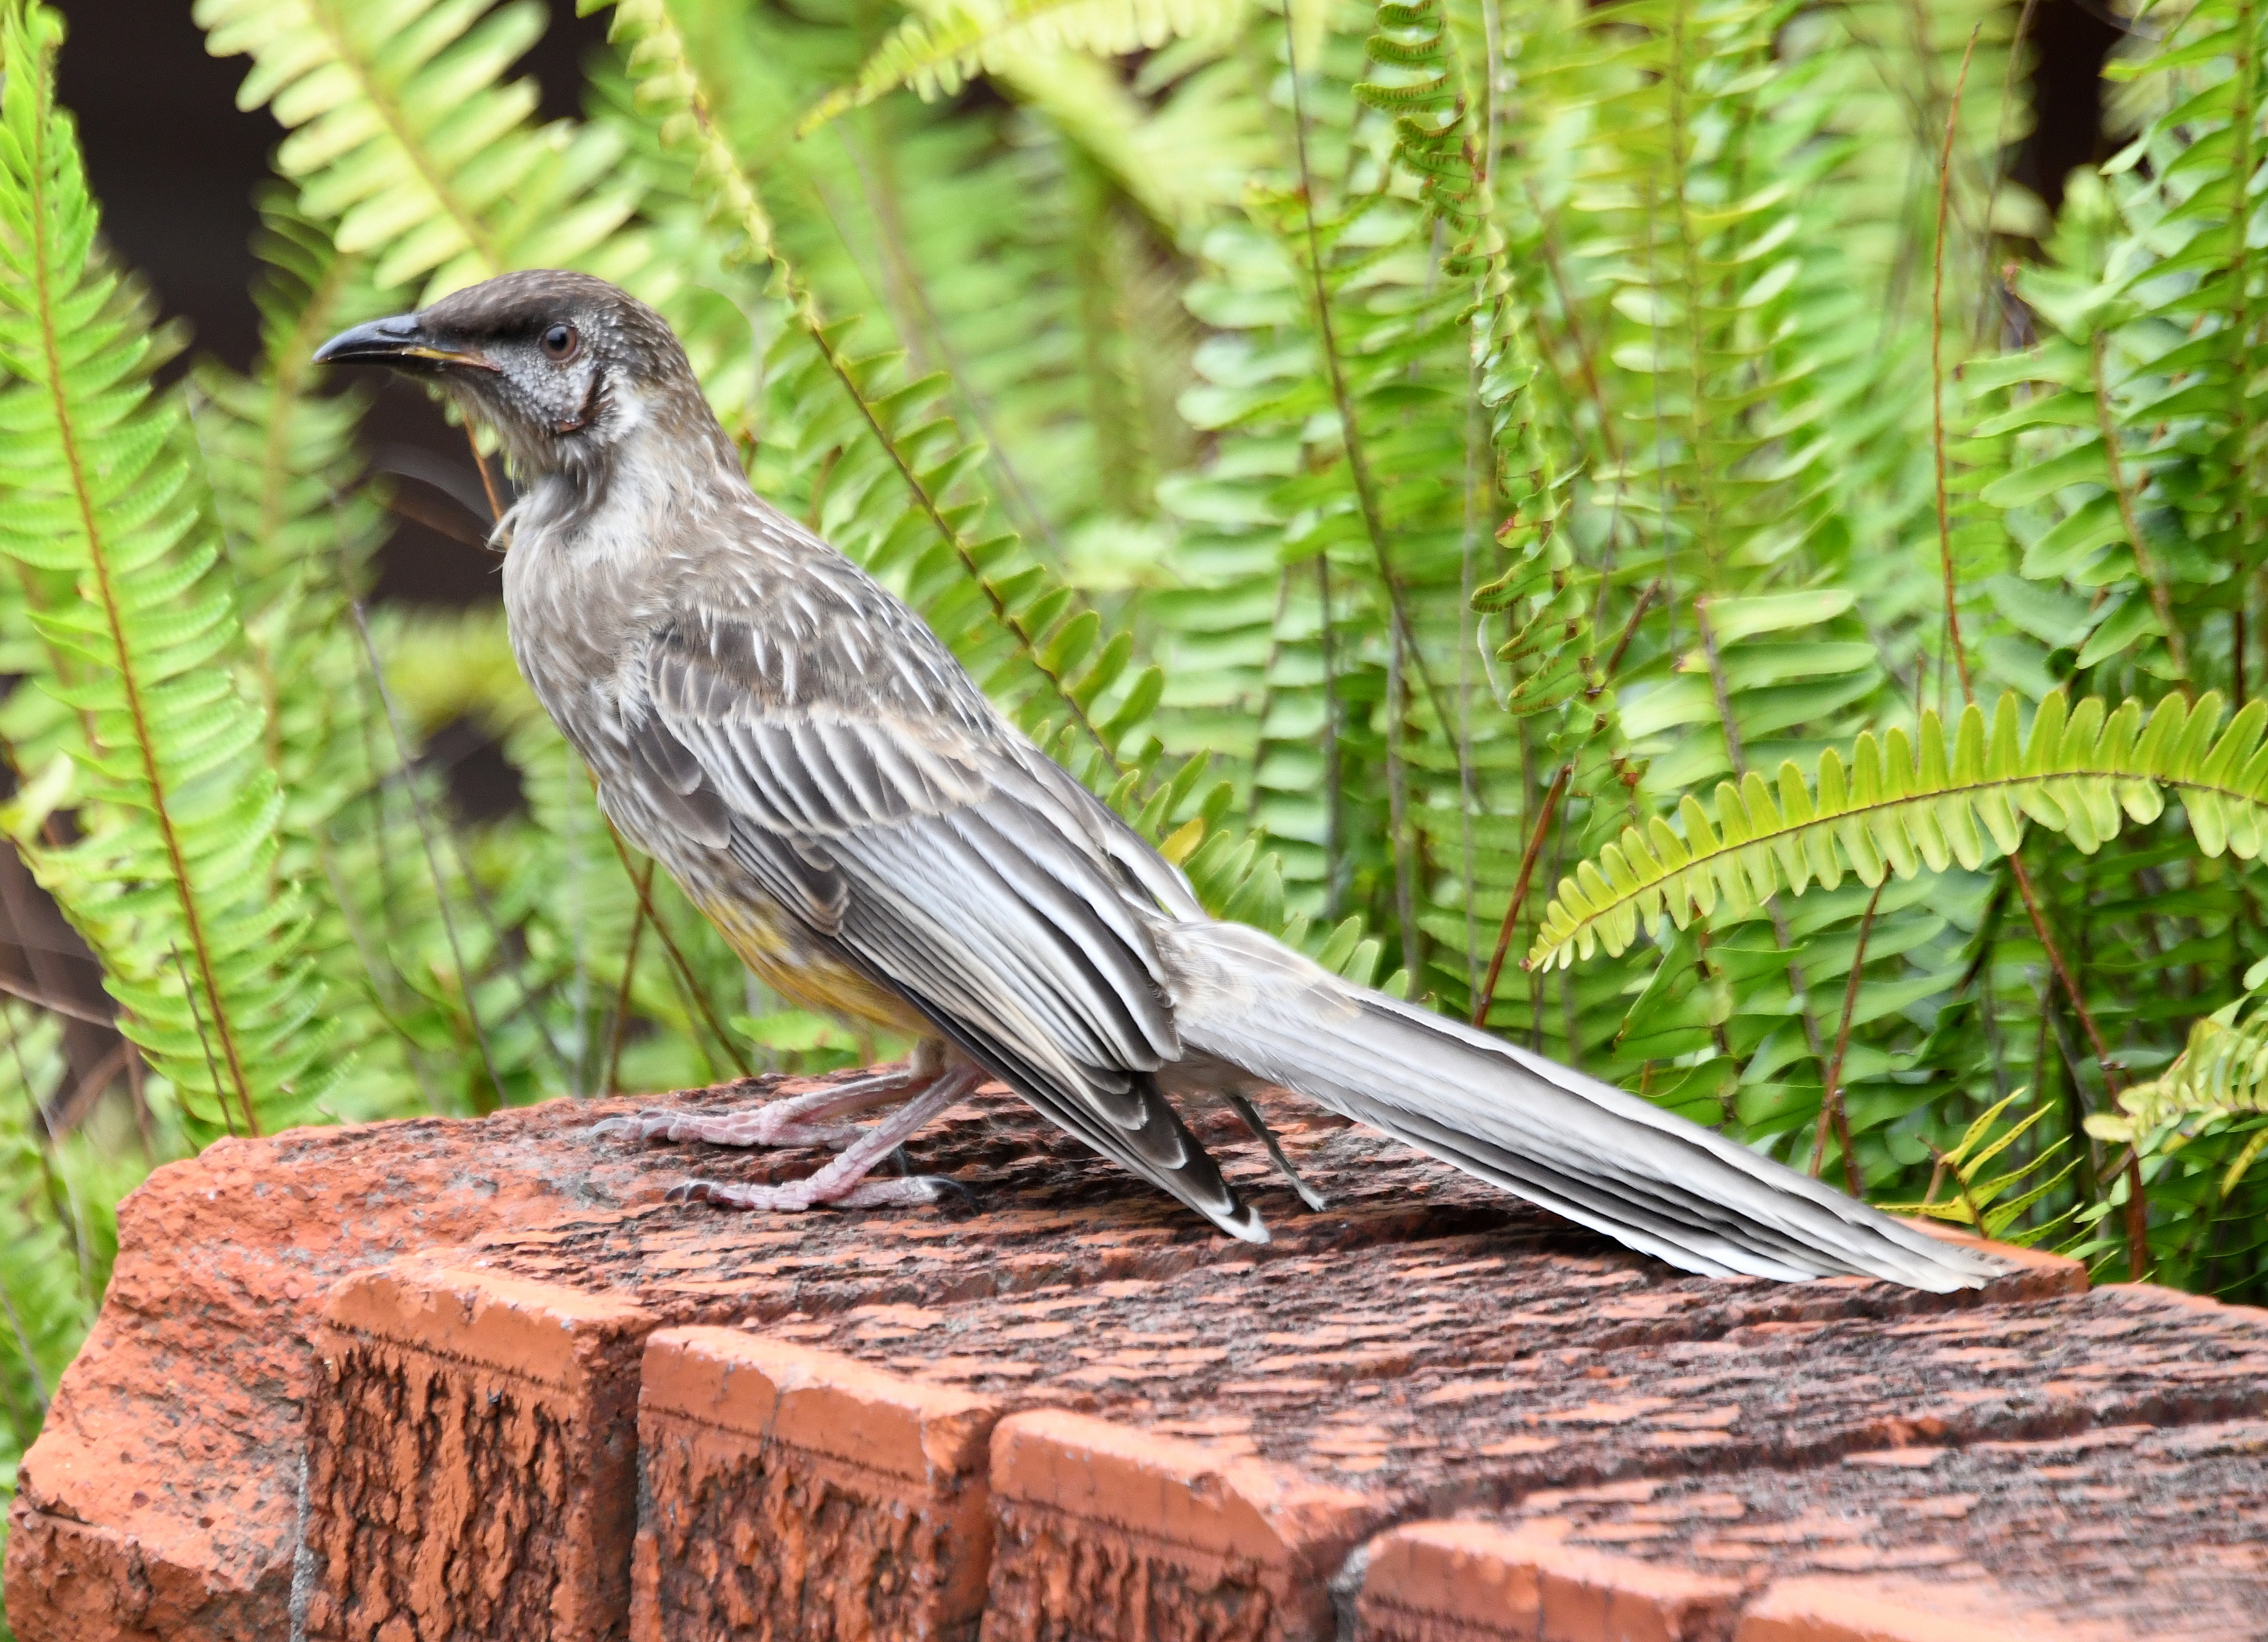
[{"left": 630, "top": 587, "right": 1265, "bottom": 1240}]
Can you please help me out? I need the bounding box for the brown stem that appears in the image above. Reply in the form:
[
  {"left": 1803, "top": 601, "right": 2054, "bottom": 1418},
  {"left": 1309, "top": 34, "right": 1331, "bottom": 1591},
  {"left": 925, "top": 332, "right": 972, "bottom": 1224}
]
[
  {"left": 2237, "top": 608, "right": 2248, "bottom": 710},
  {"left": 2007, "top": 853, "right": 2117, "bottom": 1089},
  {"left": 603, "top": 826, "right": 755, "bottom": 1079},
  {"left": 2089, "top": 329, "right": 2189, "bottom": 681},
  {"left": 1473, "top": 761, "right": 1570, "bottom": 1027},
  {"left": 1281, "top": 22, "right": 1453, "bottom": 739},
  {"left": 604, "top": 859, "right": 653, "bottom": 1097},
  {"left": 1932, "top": 27, "right": 1983, "bottom": 705},
  {"left": 2123, "top": 1150, "right": 2152, "bottom": 1281},
  {"left": 464, "top": 424, "right": 505, "bottom": 527},
  {"left": 1471, "top": 580, "right": 1662, "bottom": 1027},
  {"left": 1813, "top": 881, "right": 1883, "bottom": 1198},
  {"left": 2007, "top": 849, "right": 2145, "bottom": 1269}
]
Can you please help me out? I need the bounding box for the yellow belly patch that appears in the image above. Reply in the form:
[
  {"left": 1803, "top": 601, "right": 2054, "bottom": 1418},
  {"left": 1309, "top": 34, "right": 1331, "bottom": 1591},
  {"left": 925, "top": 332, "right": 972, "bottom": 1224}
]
[{"left": 692, "top": 890, "right": 929, "bottom": 1036}]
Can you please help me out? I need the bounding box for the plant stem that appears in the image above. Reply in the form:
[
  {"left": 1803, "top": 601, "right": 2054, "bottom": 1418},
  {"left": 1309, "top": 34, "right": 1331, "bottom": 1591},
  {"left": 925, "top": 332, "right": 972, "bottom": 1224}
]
[
  {"left": 2232, "top": 0, "right": 2259, "bottom": 692},
  {"left": 2088, "top": 330, "right": 2190, "bottom": 682},
  {"left": 2007, "top": 850, "right": 2149, "bottom": 1277},
  {"left": 1317, "top": 555, "right": 1347, "bottom": 919},
  {"left": 1932, "top": 26, "right": 1982, "bottom": 706},
  {"left": 603, "top": 825, "right": 752, "bottom": 1079},
  {"left": 1474, "top": 761, "right": 1570, "bottom": 1027},
  {"left": 464, "top": 424, "right": 504, "bottom": 525},
  {"left": 348, "top": 599, "right": 509, "bottom": 1111},
  {"left": 1470, "top": 580, "right": 1662, "bottom": 1027},
  {"left": 2008, "top": 855, "right": 2116, "bottom": 1088},
  {"left": 1813, "top": 881, "right": 1882, "bottom": 1198},
  {"left": 1385, "top": 617, "right": 1426, "bottom": 990},
  {"left": 1281, "top": 15, "right": 1454, "bottom": 739},
  {"left": 605, "top": 860, "right": 653, "bottom": 1097}
]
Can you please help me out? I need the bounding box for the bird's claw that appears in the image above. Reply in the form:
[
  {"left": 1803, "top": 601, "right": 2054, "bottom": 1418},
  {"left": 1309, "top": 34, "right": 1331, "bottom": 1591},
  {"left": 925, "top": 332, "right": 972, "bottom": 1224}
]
[
  {"left": 592, "top": 1108, "right": 688, "bottom": 1143},
  {"left": 915, "top": 1173, "right": 978, "bottom": 1208},
  {"left": 594, "top": 1107, "right": 862, "bottom": 1149},
  {"left": 661, "top": 1173, "right": 969, "bottom": 1213}
]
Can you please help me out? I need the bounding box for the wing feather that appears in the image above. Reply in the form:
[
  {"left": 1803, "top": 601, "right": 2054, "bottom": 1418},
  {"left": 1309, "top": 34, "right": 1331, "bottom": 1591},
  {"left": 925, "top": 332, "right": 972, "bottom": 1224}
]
[{"left": 631, "top": 604, "right": 1259, "bottom": 1238}]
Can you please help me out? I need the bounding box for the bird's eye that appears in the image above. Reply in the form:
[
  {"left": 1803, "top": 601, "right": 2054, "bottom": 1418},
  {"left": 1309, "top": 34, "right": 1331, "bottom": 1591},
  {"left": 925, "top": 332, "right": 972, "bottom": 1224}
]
[{"left": 539, "top": 323, "right": 579, "bottom": 361}]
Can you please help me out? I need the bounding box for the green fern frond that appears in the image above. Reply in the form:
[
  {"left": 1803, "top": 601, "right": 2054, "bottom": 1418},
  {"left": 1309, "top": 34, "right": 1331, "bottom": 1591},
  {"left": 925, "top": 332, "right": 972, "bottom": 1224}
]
[
  {"left": 2107, "top": 1010, "right": 2268, "bottom": 1139},
  {"left": 604, "top": 0, "right": 1152, "bottom": 772},
  {"left": 1531, "top": 690, "right": 2268, "bottom": 969},
  {"left": 800, "top": 0, "right": 1246, "bottom": 133},
  {"left": 196, "top": 0, "right": 648, "bottom": 297},
  {"left": 0, "top": 0, "right": 334, "bottom": 1139},
  {"left": 1877, "top": 1091, "right": 2076, "bottom": 1246}
]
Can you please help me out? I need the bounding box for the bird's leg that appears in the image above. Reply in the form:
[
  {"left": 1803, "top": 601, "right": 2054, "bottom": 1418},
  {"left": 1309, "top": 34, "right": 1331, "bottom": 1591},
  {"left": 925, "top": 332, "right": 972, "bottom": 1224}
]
[
  {"left": 595, "top": 1039, "right": 948, "bottom": 1149},
  {"left": 667, "top": 1064, "right": 982, "bottom": 1213},
  {"left": 1222, "top": 1087, "right": 1330, "bottom": 1211}
]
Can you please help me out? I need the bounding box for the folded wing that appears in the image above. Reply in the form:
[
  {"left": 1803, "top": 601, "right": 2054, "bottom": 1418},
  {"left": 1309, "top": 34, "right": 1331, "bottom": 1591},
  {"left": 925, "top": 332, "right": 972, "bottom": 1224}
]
[{"left": 631, "top": 591, "right": 1265, "bottom": 1241}]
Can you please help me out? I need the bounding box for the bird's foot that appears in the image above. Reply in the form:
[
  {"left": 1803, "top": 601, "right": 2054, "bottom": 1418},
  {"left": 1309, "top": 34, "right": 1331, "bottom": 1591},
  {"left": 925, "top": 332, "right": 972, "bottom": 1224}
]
[
  {"left": 666, "top": 1174, "right": 964, "bottom": 1212},
  {"left": 591, "top": 1106, "right": 865, "bottom": 1149},
  {"left": 591, "top": 1061, "right": 926, "bottom": 1150},
  {"left": 653, "top": 1064, "right": 980, "bottom": 1217}
]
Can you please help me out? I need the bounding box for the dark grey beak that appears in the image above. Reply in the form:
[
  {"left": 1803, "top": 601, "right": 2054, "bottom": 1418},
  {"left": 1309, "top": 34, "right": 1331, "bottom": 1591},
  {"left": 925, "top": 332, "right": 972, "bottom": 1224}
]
[{"left": 314, "top": 313, "right": 497, "bottom": 371}]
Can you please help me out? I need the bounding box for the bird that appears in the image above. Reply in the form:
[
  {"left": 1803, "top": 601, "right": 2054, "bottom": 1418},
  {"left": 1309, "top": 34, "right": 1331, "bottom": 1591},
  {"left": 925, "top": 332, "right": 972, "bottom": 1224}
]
[{"left": 317, "top": 270, "right": 1999, "bottom": 1292}]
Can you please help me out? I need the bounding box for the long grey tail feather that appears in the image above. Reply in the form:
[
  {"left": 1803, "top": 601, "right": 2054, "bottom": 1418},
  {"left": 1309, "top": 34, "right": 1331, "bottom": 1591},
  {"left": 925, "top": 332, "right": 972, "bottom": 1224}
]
[{"left": 1162, "top": 920, "right": 2002, "bottom": 1291}]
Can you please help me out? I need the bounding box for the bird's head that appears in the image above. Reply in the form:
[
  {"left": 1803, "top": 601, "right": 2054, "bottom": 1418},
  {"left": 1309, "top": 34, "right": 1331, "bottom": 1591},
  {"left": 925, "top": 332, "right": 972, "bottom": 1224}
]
[{"left": 315, "top": 270, "right": 711, "bottom": 486}]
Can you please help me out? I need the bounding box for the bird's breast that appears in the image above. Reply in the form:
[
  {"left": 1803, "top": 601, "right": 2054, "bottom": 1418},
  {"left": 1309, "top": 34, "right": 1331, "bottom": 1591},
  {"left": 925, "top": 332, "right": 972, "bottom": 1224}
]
[{"left": 691, "top": 883, "right": 929, "bottom": 1035}]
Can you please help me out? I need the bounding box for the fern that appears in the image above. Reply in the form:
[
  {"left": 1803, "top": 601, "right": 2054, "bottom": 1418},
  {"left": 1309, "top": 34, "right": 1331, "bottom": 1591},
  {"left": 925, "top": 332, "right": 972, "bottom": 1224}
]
[
  {"left": 195, "top": 0, "right": 649, "bottom": 297},
  {"left": 1533, "top": 690, "right": 2268, "bottom": 967},
  {"left": 802, "top": 0, "right": 1247, "bottom": 131},
  {"left": 0, "top": 0, "right": 2234, "bottom": 1305},
  {"left": 2105, "top": 1008, "right": 2268, "bottom": 1140},
  {"left": 1877, "top": 1091, "right": 2075, "bottom": 1246},
  {"left": 0, "top": 1, "right": 335, "bottom": 1139},
  {"left": 607, "top": 0, "right": 1152, "bottom": 768}
]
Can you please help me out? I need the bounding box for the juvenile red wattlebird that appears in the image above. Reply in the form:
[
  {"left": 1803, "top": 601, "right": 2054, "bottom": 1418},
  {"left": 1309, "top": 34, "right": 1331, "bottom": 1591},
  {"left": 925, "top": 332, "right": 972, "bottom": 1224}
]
[{"left": 319, "top": 272, "right": 1997, "bottom": 1291}]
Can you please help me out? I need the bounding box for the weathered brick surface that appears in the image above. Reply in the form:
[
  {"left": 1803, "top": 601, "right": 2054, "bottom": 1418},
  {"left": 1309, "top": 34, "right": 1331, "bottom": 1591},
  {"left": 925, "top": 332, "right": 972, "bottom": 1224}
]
[
  {"left": 0, "top": 1084, "right": 803, "bottom": 1642},
  {"left": 1728, "top": 1576, "right": 2090, "bottom": 1642},
  {"left": 1353, "top": 1518, "right": 1741, "bottom": 1642},
  {"left": 669, "top": 1224, "right": 2250, "bottom": 1516},
  {"left": 6, "top": 1069, "right": 2262, "bottom": 1642},
  {"left": 299, "top": 1265, "right": 657, "bottom": 1642},
  {"left": 632, "top": 1327, "right": 1000, "bottom": 1641},
  {"left": 982, "top": 1410, "right": 1380, "bottom": 1642},
  {"left": 1358, "top": 1415, "right": 2268, "bottom": 1641}
]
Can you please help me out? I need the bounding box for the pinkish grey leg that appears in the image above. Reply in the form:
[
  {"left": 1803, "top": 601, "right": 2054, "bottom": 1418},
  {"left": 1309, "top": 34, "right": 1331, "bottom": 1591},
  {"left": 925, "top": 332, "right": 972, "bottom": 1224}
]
[
  {"left": 595, "top": 1041, "right": 946, "bottom": 1149},
  {"left": 665, "top": 1066, "right": 979, "bottom": 1213}
]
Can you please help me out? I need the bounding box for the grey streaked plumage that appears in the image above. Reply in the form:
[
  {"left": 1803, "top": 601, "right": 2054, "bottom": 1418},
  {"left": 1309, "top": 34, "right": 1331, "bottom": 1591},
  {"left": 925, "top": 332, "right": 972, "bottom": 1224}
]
[{"left": 317, "top": 271, "right": 2001, "bottom": 1291}]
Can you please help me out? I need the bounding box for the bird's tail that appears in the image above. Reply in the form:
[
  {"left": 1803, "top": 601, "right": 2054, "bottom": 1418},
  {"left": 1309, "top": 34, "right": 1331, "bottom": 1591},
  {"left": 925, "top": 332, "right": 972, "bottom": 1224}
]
[{"left": 1160, "top": 919, "right": 2000, "bottom": 1291}]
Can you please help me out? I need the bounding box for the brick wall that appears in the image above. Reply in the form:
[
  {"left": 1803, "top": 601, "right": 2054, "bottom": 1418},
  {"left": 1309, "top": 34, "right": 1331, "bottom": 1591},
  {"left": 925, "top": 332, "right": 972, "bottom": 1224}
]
[{"left": 6, "top": 1072, "right": 2265, "bottom": 1640}]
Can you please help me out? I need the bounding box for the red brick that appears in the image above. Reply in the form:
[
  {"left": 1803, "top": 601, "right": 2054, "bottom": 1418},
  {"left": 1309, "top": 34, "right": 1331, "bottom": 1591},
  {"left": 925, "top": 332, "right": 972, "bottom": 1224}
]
[
  {"left": 1897, "top": 1221, "right": 2085, "bottom": 1301},
  {"left": 632, "top": 1327, "right": 1001, "bottom": 1640},
  {"left": 1448, "top": 1419, "right": 2268, "bottom": 1640},
  {"left": 0, "top": 1083, "right": 803, "bottom": 1642},
  {"left": 2099, "top": 1280, "right": 2268, "bottom": 1323},
  {"left": 13, "top": 1074, "right": 2258, "bottom": 1642},
  {"left": 1734, "top": 1575, "right": 2111, "bottom": 1642},
  {"left": 298, "top": 1263, "right": 659, "bottom": 1642},
  {"left": 1355, "top": 1517, "right": 1740, "bottom": 1641},
  {"left": 983, "top": 1408, "right": 1385, "bottom": 1642}
]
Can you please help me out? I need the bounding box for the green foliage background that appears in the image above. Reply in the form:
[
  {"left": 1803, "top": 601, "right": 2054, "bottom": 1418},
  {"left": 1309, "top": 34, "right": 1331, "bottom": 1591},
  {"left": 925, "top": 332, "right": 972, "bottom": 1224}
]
[{"left": 0, "top": 0, "right": 2264, "bottom": 1592}]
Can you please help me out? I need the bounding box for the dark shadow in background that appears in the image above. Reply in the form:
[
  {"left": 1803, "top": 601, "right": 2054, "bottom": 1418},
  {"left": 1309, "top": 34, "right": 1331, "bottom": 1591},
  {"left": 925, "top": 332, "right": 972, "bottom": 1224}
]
[
  {"left": 61, "top": 0, "right": 2123, "bottom": 596},
  {"left": 6, "top": 1, "right": 608, "bottom": 1116},
  {"left": 59, "top": 0, "right": 608, "bottom": 614}
]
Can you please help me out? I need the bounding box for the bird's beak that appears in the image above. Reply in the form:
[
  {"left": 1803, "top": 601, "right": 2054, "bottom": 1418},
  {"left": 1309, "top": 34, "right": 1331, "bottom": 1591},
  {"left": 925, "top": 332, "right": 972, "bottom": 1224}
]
[{"left": 314, "top": 313, "right": 497, "bottom": 372}]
